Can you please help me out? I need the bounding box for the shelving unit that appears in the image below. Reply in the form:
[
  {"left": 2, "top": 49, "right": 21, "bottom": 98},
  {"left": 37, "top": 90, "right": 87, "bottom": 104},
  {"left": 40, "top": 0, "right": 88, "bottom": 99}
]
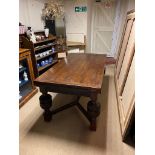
[
  {"left": 22, "top": 33, "right": 59, "bottom": 78},
  {"left": 36, "top": 51, "right": 58, "bottom": 61},
  {"left": 19, "top": 48, "right": 38, "bottom": 108},
  {"left": 38, "top": 60, "right": 58, "bottom": 72},
  {"left": 34, "top": 43, "right": 56, "bottom": 52}
]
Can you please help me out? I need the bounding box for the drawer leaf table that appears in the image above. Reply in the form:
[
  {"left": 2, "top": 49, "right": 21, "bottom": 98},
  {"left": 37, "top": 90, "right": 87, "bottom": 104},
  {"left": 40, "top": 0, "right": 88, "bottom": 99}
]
[{"left": 34, "top": 53, "right": 106, "bottom": 131}]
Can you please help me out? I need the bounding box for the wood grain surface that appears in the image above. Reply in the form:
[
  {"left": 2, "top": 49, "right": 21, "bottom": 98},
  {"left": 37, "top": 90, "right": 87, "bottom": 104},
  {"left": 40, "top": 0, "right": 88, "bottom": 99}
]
[{"left": 34, "top": 53, "right": 106, "bottom": 91}]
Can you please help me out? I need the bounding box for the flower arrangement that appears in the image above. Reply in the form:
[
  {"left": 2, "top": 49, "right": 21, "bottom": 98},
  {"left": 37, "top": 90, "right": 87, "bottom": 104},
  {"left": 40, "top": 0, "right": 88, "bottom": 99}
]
[{"left": 41, "top": 0, "right": 64, "bottom": 20}]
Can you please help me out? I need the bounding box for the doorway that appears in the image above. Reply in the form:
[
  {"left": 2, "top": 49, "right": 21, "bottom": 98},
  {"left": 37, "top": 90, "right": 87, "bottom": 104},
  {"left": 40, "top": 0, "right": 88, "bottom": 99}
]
[{"left": 91, "top": 1, "right": 116, "bottom": 55}]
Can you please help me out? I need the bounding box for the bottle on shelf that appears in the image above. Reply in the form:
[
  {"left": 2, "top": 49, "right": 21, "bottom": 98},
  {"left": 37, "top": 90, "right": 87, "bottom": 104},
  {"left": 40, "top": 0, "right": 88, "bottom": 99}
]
[
  {"left": 52, "top": 46, "right": 55, "bottom": 53},
  {"left": 41, "top": 61, "right": 45, "bottom": 66},
  {"left": 26, "top": 27, "right": 32, "bottom": 38},
  {"left": 48, "top": 57, "right": 53, "bottom": 64},
  {"left": 44, "top": 26, "right": 49, "bottom": 38},
  {"left": 37, "top": 63, "right": 40, "bottom": 68},
  {"left": 23, "top": 71, "right": 28, "bottom": 81},
  {"left": 45, "top": 59, "right": 49, "bottom": 65}
]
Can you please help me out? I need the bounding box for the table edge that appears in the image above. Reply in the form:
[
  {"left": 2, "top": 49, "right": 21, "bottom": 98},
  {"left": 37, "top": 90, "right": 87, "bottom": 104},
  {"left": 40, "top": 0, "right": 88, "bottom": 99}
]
[{"left": 34, "top": 80, "right": 102, "bottom": 93}]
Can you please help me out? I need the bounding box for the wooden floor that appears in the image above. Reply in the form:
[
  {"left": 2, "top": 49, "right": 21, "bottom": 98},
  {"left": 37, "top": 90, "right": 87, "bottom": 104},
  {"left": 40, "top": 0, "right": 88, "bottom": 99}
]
[{"left": 19, "top": 65, "right": 135, "bottom": 155}]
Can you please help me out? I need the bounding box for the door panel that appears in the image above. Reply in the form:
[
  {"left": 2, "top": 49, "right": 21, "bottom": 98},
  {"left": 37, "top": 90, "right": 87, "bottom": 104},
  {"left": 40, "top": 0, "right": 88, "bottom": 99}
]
[
  {"left": 91, "top": 2, "right": 116, "bottom": 54},
  {"left": 115, "top": 10, "right": 135, "bottom": 140},
  {"left": 116, "top": 19, "right": 134, "bottom": 77},
  {"left": 118, "top": 21, "right": 135, "bottom": 95},
  {"left": 95, "top": 31, "right": 113, "bottom": 53},
  {"left": 121, "top": 54, "right": 135, "bottom": 117}
]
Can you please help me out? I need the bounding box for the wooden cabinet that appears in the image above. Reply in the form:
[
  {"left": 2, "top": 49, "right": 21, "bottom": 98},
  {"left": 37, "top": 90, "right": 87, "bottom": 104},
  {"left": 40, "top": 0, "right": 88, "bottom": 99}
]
[
  {"left": 19, "top": 48, "right": 38, "bottom": 108},
  {"left": 115, "top": 10, "right": 135, "bottom": 140},
  {"left": 22, "top": 33, "right": 59, "bottom": 78}
]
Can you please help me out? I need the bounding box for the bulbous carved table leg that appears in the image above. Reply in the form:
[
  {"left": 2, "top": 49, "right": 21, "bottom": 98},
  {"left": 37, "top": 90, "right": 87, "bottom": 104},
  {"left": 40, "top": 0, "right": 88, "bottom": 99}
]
[
  {"left": 87, "top": 95, "right": 100, "bottom": 131},
  {"left": 39, "top": 93, "right": 52, "bottom": 122}
]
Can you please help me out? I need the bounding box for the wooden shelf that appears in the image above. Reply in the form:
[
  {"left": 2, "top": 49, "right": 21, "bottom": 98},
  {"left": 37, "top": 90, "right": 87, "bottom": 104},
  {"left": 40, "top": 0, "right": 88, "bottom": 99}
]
[
  {"left": 34, "top": 36, "right": 57, "bottom": 45},
  {"left": 22, "top": 34, "right": 66, "bottom": 77},
  {"left": 38, "top": 60, "right": 58, "bottom": 72},
  {"left": 36, "top": 51, "right": 58, "bottom": 61},
  {"left": 34, "top": 43, "right": 56, "bottom": 52}
]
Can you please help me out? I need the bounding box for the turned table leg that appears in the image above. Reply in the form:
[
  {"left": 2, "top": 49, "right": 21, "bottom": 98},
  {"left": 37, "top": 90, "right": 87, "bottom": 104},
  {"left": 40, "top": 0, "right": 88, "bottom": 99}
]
[
  {"left": 87, "top": 94, "right": 100, "bottom": 131},
  {"left": 39, "top": 92, "right": 52, "bottom": 122}
]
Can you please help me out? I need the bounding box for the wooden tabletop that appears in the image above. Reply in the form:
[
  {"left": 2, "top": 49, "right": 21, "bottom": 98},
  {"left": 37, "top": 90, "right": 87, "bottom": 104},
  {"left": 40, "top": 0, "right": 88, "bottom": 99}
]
[{"left": 34, "top": 53, "right": 106, "bottom": 92}]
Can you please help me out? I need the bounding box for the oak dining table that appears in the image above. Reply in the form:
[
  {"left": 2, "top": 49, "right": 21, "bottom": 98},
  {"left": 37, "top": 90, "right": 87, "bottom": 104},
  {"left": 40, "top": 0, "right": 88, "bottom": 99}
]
[{"left": 34, "top": 53, "right": 106, "bottom": 131}]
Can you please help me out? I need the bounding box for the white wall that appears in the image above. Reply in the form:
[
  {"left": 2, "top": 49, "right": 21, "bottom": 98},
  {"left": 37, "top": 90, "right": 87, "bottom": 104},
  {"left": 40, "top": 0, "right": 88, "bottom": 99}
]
[
  {"left": 64, "top": 0, "right": 87, "bottom": 36},
  {"left": 20, "top": 0, "right": 88, "bottom": 34},
  {"left": 19, "top": 0, "right": 29, "bottom": 26},
  {"left": 19, "top": 0, "right": 44, "bottom": 31}
]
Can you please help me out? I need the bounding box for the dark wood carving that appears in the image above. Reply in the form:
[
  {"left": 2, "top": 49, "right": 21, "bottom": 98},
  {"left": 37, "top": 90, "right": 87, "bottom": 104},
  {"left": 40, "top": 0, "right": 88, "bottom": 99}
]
[
  {"left": 39, "top": 93, "right": 52, "bottom": 122},
  {"left": 87, "top": 100, "right": 100, "bottom": 131}
]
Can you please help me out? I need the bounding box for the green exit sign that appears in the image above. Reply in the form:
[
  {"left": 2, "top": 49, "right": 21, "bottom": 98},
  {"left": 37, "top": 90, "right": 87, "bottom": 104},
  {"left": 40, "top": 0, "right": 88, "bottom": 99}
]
[{"left": 75, "top": 6, "right": 87, "bottom": 12}]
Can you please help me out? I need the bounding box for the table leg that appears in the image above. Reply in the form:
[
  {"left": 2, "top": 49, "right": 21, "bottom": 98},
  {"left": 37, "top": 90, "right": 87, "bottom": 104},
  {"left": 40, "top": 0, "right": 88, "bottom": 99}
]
[
  {"left": 87, "top": 94, "right": 100, "bottom": 131},
  {"left": 39, "top": 92, "right": 52, "bottom": 122}
]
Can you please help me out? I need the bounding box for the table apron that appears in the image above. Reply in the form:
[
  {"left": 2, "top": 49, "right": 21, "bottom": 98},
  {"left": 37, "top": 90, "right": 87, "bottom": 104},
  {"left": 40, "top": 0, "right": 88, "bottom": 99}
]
[{"left": 39, "top": 85, "right": 100, "bottom": 97}]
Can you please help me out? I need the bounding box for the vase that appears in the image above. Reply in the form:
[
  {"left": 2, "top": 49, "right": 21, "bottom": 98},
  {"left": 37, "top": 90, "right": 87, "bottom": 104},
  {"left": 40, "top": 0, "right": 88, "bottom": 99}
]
[
  {"left": 26, "top": 27, "right": 31, "bottom": 38},
  {"left": 44, "top": 28, "right": 49, "bottom": 38}
]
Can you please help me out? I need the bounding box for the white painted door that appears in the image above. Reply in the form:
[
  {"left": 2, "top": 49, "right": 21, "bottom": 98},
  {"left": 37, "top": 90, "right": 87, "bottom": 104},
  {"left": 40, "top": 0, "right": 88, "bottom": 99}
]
[{"left": 91, "top": 1, "right": 116, "bottom": 55}]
